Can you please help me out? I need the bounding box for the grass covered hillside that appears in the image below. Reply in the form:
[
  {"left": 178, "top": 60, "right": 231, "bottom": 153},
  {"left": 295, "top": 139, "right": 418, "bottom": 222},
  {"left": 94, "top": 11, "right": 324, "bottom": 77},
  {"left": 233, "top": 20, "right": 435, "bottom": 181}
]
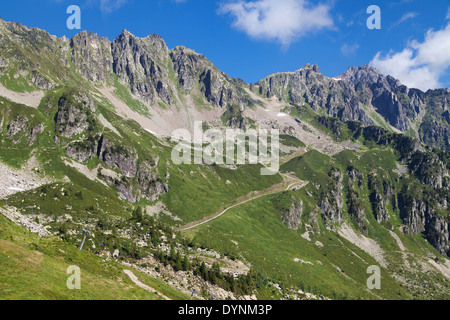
[{"left": 0, "top": 18, "right": 449, "bottom": 301}]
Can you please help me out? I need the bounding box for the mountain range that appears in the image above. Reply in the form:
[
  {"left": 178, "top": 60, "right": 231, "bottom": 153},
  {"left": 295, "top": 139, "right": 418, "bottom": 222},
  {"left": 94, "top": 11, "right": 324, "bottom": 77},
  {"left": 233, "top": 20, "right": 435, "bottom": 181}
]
[{"left": 0, "top": 18, "right": 449, "bottom": 300}]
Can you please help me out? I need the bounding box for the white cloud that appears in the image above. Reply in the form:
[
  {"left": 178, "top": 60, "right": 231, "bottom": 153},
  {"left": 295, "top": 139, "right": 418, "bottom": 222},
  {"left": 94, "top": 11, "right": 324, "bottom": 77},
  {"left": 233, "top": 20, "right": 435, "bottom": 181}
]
[
  {"left": 341, "top": 43, "right": 359, "bottom": 56},
  {"left": 389, "top": 12, "right": 418, "bottom": 29},
  {"left": 100, "top": 0, "right": 128, "bottom": 14},
  {"left": 370, "top": 23, "right": 450, "bottom": 91},
  {"left": 219, "top": 0, "right": 334, "bottom": 48}
]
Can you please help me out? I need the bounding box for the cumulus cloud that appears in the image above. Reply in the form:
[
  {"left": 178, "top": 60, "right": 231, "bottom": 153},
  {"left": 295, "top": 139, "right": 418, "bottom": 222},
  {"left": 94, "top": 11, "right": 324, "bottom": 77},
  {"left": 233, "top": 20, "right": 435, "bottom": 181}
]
[
  {"left": 219, "top": 0, "right": 334, "bottom": 48},
  {"left": 370, "top": 23, "right": 450, "bottom": 91}
]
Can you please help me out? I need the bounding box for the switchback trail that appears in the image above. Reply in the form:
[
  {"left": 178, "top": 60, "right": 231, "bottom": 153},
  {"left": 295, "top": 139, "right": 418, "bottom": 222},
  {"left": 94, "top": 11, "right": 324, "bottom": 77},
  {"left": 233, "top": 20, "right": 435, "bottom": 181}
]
[{"left": 175, "top": 173, "right": 308, "bottom": 232}]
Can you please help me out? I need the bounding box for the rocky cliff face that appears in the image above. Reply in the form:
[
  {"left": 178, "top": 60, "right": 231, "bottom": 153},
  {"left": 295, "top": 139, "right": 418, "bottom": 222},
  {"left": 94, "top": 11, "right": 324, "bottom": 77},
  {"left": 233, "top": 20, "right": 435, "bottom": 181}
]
[
  {"left": 281, "top": 197, "right": 303, "bottom": 231},
  {"left": 252, "top": 64, "right": 373, "bottom": 126},
  {"left": 338, "top": 66, "right": 450, "bottom": 151},
  {"left": 340, "top": 65, "right": 422, "bottom": 131},
  {"left": 5, "top": 115, "right": 44, "bottom": 146},
  {"left": 6, "top": 116, "right": 28, "bottom": 144},
  {"left": 54, "top": 91, "right": 96, "bottom": 138},
  {"left": 112, "top": 31, "right": 174, "bottom": 105},
  {"left": 346, "top": 167, "right": 367, "bottom": 232},
  {"left": 70, "top": 31, "right": 113, "bottom": 84},
  {"left": 397, "top": 186, "right": 449, "bottom": 256},
  {"left": 397, "top": 150, "right": 450, "bottom": 255},
  {"left": 368, "top": 174, "right": 394, "bottom": 223},
  {"left": 0, "top": 19, "right": 70, "bottom": 89},
  {"left": 426, "top": 217, "right": 450, "bottom": 256},
  {"left": 253, "top": 64, "right": 450, "bottom": 151},
  {"left": 0, "top": 19, "right": 249, "bottom": 115},
  {"left": 170, "top": 46, "right": 248, "bottom": 108},
  {"left": 66, "top": 132, "right": 169, "bottom": 203},
  {"left": 418, "top": 89, "right": 450, "bottom": 151},
  {"left": 319, "top": 169, "right": 344, "bottom": 225},
  {"left": 1, "top": 18, "right": 449, "bottom": 151},
  {"left": 70, "top": 28, "right": 249, "bottom": 110}
]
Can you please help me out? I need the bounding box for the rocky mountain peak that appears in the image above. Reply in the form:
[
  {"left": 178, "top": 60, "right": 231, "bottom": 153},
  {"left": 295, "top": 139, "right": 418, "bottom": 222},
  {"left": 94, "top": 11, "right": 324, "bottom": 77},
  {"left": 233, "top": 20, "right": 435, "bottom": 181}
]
[
  {"left": 115, "top": 29, "right": 168, "bottom": 53},
  {"left": 299, "top": 63, "right": 321, "bottom": 74},
  {"left": 70, "top": 30, "right": 113, "bottom": 83},
  {"left": 340, "top": 65, "right": 382, "bottom": 84},
  {"left": 0, "top": 19, "right": 449, "bottom": 151},
  {"left": 0, "top": 17, "right": 6, "bottom": 30}
]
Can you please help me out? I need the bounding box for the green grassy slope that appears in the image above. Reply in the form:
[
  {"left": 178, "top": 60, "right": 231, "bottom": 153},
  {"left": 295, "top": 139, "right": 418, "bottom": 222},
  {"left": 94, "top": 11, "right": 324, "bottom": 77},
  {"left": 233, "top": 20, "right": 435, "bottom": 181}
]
[
  {"left": 0, "top": 214, "right": 188, "bottom": 300},
  {"left": 185, "top": 146, "right": 450, "bottom": 300}
]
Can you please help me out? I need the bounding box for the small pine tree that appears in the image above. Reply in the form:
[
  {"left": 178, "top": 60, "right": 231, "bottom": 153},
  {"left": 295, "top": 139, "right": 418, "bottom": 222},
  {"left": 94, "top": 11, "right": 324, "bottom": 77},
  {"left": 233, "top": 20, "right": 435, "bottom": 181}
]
[
  {"left": 169, "top": 244, "right": 176, "bottom": 262},
  {"left": 132, "top": 206, "right": 143, "bottom": 222},
  {"left": 183, "top": 254, "right": 190, "bottom": 271},
  {"left": 175, "top": 251, "right": 183, "bottom": 271},
  {"left": 200, "top": 262, "right": 208, "bottom": 281}
]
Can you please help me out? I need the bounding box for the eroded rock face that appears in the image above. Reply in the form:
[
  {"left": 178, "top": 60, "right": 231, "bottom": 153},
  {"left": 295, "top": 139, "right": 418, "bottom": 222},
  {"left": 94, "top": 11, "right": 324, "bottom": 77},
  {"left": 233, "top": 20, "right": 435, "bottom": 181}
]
[
  {"left": 348, "top": 167, "right": 364, "bottom": 191},
  {"left": 252, "top": 64, "right": 373, "bottom": 126},
  {"left": 319, "top": 169, "right": 344, "bottom": 225},
  {"left": 6, "top": 116, "right": 28, "bottom": 144},
  {"left": 170, "top": 47, "right": 198, "bottom": 94},
  {"left": 101, "top": 161, "right": 169, "bottom": 203},
  {"left": 31, "top": 71, "right": 54, "bottom": 90},
  {"left": 65, "top": 136, "right": 100, "bottom": 163},
  {"left": 54, "top": 92, "right": 95, "bottom": 138},
  {"left": 347, "top": 189, "right": 366, "bottom": 232},
  {"left": 70, "top": 31, "right": 113, "bottom": 83},
  {"left": 418, "top": 89, "right": 450, "bottom": 151},
  {"left": 341, "top": 66, "right": 419, "bottom": 132},
  {"left": 426, "top": 217, "right": 450, "bottom": 256},
  {"left": 6, "top": 117, "right": 44, "bottom": 146},
  {"left": 404, "top": 199, "right": 428, "bottom": 233},
  {"left": 282, "top": 197, "right": 303, "bottom": 231},
  {"left": 254, "top": 64, "right": 450, "bottom": 151},
  {"left": 136, "top": 161, "right": 169, "bottom": 202},
  {"left": 346, "top": 167, "right": 366, "bottom": 232},
  {"left": 391, "top": 143, "right": 450, "bottom": 256},
  {"left": 27, "top": 123, "right": 45, "bottom": 145},
  {"left": 97, "top": 136, "right": 137, "bottom": 178},
  {"left": 171, "top": 46, "right": 247, "bottom": 108},
  {"left": 409, "top": 152, "right": 449, "bottom": 190},
  {"left": 368, "top": 175, "right": 393, "bottom": 223},
  {"left": 112, "top": 30, "right": 173, "bottom": 105},
  {"left": 398, "top": 189, "right": 449, "bottom": 255}
]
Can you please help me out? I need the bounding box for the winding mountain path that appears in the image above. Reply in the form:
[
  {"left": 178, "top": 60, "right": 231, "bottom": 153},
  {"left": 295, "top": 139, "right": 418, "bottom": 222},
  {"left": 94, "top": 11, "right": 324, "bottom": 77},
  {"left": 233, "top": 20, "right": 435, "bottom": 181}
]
[
  {"left": 175, "top": 173, "right": 308, "bottom": 232},
  {"left": 123, "top": 269, "right": 171, "bottom": 300}
]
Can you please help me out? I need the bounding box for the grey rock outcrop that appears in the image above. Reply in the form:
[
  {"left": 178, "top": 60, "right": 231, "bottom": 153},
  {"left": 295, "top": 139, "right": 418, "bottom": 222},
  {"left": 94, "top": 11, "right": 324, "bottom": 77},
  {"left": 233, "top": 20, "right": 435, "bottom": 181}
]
[
  {"left": 97, "top": 136, "right": 137, "bottom": 178},
  {"left": 65, "top": 136, "right": 99, "bottom": 163},
  {"left": 70, "top": 31, "right": 113, "bottom": 83},
  {"left": 426, "top": 217, "right": 450, "bottom": 256},
  {"left": 319, "top": 169, "right": 344, "bottom": 224},
  {"left": 368, "top": 174, "right": 391, "bottom": 223},
  {"left": 113, "top": 30, "right": 173, "bottom": 105},
  {"left": 252, "top": 64, "right": 373, "bottom": 125},
  {"left": 54, "top": 92, "right": 95, "bottom": 138},
  {"left": 281, "top": 197, "right": 303, "bottom": 231},
  {"left": 6, "top": 116, "right": 28, "bottom": 144},
  {"left": 27, "top": 123, "right": 45, "bottom": 145},
  {"left": 171, "top": 46, "right": 248, "bottom": 108}
]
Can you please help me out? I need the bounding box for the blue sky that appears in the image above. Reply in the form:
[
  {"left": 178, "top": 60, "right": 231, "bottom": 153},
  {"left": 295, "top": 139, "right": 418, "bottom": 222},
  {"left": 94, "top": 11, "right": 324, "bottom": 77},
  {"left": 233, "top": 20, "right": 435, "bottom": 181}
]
[{"left": 1, "top": 0, "right": 450, "bottom": 90}]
